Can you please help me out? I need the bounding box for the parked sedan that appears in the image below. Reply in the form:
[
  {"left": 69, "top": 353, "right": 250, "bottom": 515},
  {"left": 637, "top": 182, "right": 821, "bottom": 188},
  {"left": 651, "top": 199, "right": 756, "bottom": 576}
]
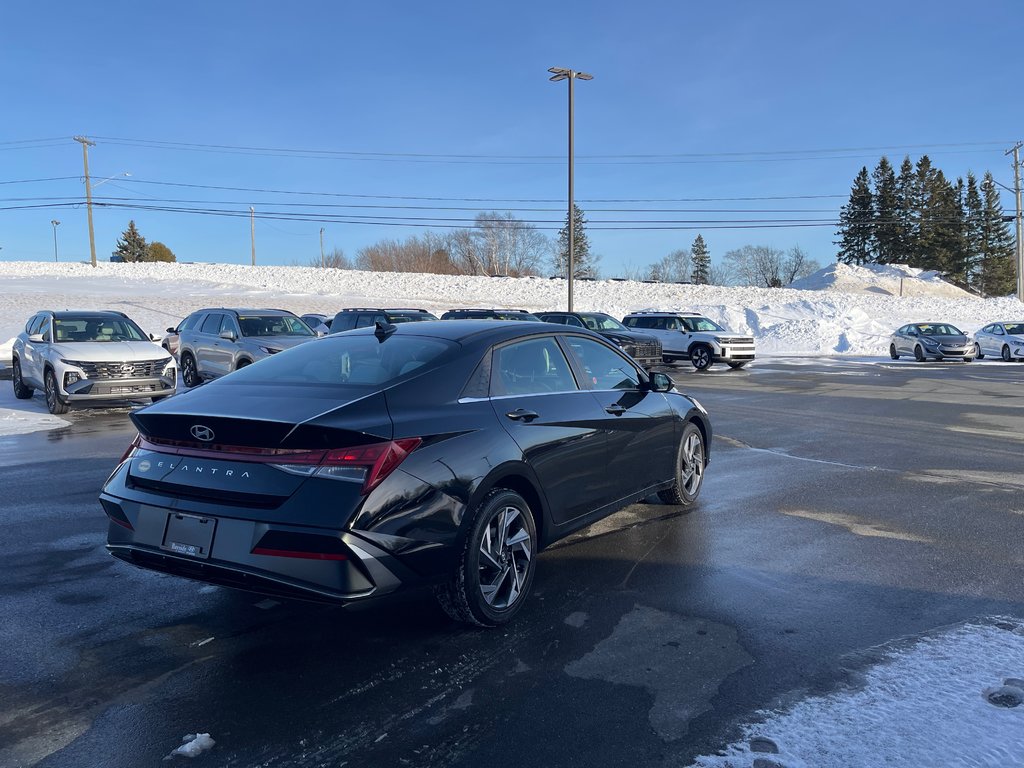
[
  {"left": 536, "top": 311, "right": 663, "bottom": 369},
  {"left": 12, "top": 310, "right": 176, "bottom": 414},
  {"left": 101, "top": 321, "right": 711, "bottom": 626},
  {"left": 972, "top": 321, "right": 1024, "bottom": 362},
  {"left": 889, "top": 323, "right": 975, "bottom": 362}
]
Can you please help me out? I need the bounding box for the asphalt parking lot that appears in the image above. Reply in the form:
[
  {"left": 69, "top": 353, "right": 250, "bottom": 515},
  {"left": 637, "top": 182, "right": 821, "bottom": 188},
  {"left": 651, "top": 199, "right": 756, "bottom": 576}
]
[{"left": 1, "top": 357, "right": 1023, "bottom": 767}]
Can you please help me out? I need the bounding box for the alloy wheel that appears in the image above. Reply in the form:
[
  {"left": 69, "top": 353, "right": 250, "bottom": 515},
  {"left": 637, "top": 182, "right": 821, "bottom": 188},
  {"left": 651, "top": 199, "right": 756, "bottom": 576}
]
[
  {"left": 477, "top": 505, "right": 533, "bottom": 611},
  {"left": 680, "top": 429, "right": 705, "bottom": 495},
  {"left": 691, "top": 346, "right": 712, "bottom": 370},
  {"left": 1003, "top": 345, "right": 1012, "bottom": 363}
]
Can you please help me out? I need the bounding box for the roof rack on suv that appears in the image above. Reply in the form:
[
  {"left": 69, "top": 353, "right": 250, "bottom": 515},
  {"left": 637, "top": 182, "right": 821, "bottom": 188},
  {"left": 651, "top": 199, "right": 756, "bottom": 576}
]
[
  {"left": 627, "top": 309, "right": 703, "bottom": 316},
  {"left": 335, "top": 307, "right": 431, "bottom": 313},
  {"left": 445, "top": 308, "right": 531, "bottom": 313}
]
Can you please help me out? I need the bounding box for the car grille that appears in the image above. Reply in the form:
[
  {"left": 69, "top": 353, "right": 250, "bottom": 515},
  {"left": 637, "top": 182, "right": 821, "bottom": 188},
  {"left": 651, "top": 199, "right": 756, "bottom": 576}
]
[
  {"left": 632, "top": 341, "right": 662, "bottom": 359},
  {"left": 77, "top": 359, "right": 166, "bottom": 379}
]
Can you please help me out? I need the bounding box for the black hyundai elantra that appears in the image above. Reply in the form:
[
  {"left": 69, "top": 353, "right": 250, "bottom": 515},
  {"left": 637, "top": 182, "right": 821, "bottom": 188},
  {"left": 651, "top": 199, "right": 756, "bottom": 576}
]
[{"left": 101, "top": 320, "right": 712, "bottom": 626}]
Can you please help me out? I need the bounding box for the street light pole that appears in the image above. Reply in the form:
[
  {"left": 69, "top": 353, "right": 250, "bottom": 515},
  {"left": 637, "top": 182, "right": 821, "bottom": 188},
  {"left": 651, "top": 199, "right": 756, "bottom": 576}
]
[
  {"left": 320, "top": 227, "right": 325, "bottom": 268},
  {"left": 51, "top": 220, "right": 60, "bottom": 262},
  {"left": 73, "top": 136, "right": 98, "bottom": 267},
  {"left": 250, "top": 206, "right": 256, "bottom": 266},
  {"left": 548, "top": 67, "right": 593, "bottom": 312},
  {"left": 1007, "top": 142, "right": 1024, "bottom": 302}
]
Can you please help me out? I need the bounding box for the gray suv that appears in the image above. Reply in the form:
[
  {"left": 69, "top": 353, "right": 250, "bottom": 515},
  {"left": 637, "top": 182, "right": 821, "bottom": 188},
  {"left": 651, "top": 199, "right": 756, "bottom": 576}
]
[{"left": 177, "top": 308, "right": 316, "bottom": 387}]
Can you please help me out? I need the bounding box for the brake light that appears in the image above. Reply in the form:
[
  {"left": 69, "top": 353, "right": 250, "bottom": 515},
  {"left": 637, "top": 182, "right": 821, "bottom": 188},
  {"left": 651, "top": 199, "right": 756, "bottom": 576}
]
[
  {"left": 118, "top": 434, "right": 142, "bottom": 465},
  {"left": 320, "top": 438, "right": 422, "bottom": 493}
]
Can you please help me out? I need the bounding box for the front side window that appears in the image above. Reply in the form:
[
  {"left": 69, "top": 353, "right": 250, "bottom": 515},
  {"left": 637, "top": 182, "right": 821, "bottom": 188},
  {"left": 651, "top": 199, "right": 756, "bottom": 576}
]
[
  {"left": 579, "top": 313, "right": 627, "bottom": 332},
  {"left": 992, "top": 325, "right": 1005, "bottom": 336},
  {"left": 238, "top": 315, "right": 315, "bottom": 337},
  {"left": 26, "top": 314, "right": 44, "bottom": 336},
  {"left": 564, "top": 336, "right": 641, "bottom": 391},
  {"left": 492, "top": 337, "right": 578, "bottom": 396},
  {"left": 682, "top": 316, "right": 725, "bottom": 332}
]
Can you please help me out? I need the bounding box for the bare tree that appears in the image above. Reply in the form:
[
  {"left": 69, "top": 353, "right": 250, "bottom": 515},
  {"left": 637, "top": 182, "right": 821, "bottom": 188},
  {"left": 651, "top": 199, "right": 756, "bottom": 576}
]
[
  {"left": 646, "top": 248, "right": 692, "bottom": 282},
  {"left": 723, "top": 245, "right": 819, "bottom": 287},
  {"left": 355, "top": 234, "right": 458, "bottom": 275},
  {"left": 310, "top": 247, "right": 352, "bottom": 269},
  {"left": 472, "top": 212, "right": 550, "bottom": 276}
]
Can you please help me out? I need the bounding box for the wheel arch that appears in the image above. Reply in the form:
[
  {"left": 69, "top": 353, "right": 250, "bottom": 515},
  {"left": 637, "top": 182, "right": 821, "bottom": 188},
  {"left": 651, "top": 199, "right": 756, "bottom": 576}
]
[{"left": 469, "top": 464, "right": 548, "bottom": 548}]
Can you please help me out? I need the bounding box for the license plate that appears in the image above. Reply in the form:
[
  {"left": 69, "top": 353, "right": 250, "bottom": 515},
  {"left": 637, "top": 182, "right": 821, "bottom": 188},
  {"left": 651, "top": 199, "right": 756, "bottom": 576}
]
[{"left": 161, "top": 513, "right": 216, "bottom": 559}]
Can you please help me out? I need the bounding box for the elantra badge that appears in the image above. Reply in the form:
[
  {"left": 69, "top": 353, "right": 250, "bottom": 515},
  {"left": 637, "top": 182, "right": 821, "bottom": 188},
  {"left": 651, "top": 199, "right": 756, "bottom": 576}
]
[{"left": 190, "top": 424, "right": 215, "bottom": 442}]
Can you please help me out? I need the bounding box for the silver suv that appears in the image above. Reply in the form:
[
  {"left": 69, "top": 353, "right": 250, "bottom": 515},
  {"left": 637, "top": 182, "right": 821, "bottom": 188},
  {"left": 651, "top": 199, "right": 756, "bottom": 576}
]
[
  {"left": 622, "top": 310, "right": 756, "bottom": 370},
  {"left": 12, "top": 310, "right": 176, "bottom": 414},
  {"left": 177, "top": 308, "right": 317, "bottom": 387}
]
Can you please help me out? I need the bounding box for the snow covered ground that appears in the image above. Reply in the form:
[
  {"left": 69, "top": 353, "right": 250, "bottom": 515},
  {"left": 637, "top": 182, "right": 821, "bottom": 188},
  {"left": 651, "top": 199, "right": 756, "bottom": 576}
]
[{"left": 0, "top": 261, "right": 1020, "bottom": 367}]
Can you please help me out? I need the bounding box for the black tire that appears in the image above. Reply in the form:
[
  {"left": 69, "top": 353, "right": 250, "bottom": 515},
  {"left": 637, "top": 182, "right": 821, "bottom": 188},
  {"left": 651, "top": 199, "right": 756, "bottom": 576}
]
[
  {"left": 689, "top": 344, "right": 713, "bottom": 371},
  {"left": 727, "top": 361, "right": 746, "bottom": 370},
  {"left": 12, "top": 358, "right": 34, "bottom": 399},
  {"left": 914, "top": 345, "right": 926, "bottom": 362},
  {"left": 974, "top": 343, "right": 984, "bottom": 360},
  {"left": 889, "top": 344, "right": 899, "bottom": 360},
  {"left": 662, "top": 355, "right": 678, "bottom": 367},
  {"left": 181, "top": 353, "right": 201, "bottom": 387},
  {"left": 658, "top": 422, "right": 706, "bottom": 505},
  {"left": 44, "top": 368, "right": 69, "bottom": 415},
  {"left": 434, "top": 488, "right": 537, "bottom": 627},
  {"left": 1002, "top": 345, "right": 1013, "bottom": 363},
  {"left": 235, "top": 358, "right": 251, "bottom": 370}
]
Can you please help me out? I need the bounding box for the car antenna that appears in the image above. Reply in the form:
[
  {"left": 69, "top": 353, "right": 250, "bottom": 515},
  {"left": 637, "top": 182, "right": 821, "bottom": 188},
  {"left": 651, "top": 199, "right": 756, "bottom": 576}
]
[{"left": 374, "top": 320, "right": 397, "bottom": 342}]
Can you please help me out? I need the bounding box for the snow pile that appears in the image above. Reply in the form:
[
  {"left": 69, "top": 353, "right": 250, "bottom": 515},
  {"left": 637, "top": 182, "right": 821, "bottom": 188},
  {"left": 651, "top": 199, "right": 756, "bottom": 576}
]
[
  {"left": 0, "top": 261, "right": 1020, "bottom": 362},
  {"left": 168, "top": 732, "right": 215, "bottom": 759},
  {"left": 0, "top": 385, "right": 70, "bottom": 436},
  {"left": 790, "top": 261, "right": 973, "bottom": 299},
  {"left": 690, "top": 618, "right": 1024, "bottom": 768}
]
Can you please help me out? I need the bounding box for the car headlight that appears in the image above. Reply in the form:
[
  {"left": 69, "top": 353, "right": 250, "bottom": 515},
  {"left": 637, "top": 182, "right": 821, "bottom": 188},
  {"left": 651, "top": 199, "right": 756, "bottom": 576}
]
[
  {"left": 161, "top": 357, "right": 176, "bottom": 376},
  {"left": 59, "top": 359, "right": 88, "bottom": 377},
  {"left": 921, "top": 338, "right": 939, "bottom": 348},
  {"left": 258, "top": 346, "right": 282, "bottom": 355}
]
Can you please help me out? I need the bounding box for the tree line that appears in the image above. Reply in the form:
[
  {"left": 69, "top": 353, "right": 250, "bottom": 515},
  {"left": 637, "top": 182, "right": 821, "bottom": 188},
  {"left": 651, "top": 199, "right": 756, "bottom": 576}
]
[
  {"left": 112, "top": 220, "right": 176, "bottom": 262},
  {"left": 835, "top": 156, "right": 1016, "bottom": 295}
]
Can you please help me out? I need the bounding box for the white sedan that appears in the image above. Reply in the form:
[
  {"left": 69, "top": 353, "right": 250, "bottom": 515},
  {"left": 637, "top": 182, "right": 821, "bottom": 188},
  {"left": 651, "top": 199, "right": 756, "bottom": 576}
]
[{"left": 973, "top": 322, "right": 1024, "bottom": 362}]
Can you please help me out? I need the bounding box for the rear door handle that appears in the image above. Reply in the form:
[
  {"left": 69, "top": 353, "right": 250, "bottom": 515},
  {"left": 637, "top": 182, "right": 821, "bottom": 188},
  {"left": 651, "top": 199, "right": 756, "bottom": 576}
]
[
  {"left": 505, "top": 409, "right": 539, "bottom": 422},
  {"left": 605, "top": 405, "right": 626, "bottom": 416}
]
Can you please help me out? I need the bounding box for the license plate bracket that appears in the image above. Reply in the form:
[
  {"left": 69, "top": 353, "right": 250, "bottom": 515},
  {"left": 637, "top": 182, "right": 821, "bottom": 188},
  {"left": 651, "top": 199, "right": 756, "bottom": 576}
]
[{"left": 161, "top": 513, "right": 216, "bottom": 559}]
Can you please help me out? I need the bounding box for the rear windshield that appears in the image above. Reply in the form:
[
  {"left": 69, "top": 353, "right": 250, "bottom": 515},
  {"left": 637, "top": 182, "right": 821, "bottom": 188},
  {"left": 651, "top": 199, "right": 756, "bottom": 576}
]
[
  {"left": 238, "top": 315, "right": 315, "bottom": 337},
  {"left": 218, "top": 334, "right": 456, "bottom": 388},
  {"left": 54, "top": 317, "right": 147, "bottom": 343}
]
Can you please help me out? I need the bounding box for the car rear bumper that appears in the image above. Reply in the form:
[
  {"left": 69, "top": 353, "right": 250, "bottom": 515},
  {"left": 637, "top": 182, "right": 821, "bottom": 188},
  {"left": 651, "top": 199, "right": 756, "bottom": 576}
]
[{"left": 101, "top": 493, "right": 414, "bottom": 604}]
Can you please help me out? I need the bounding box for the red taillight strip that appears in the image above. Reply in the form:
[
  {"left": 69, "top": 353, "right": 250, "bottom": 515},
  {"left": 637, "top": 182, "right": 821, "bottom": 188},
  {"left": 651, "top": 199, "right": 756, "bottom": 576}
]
[{"left": 251, "top": 547, "right": 348, "bottom": 561}]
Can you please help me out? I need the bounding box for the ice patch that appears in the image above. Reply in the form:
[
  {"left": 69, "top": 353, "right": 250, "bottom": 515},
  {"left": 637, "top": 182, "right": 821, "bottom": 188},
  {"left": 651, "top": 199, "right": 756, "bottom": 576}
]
[{"left": 168, "top": 733, "right": 215, "bottom": 759}]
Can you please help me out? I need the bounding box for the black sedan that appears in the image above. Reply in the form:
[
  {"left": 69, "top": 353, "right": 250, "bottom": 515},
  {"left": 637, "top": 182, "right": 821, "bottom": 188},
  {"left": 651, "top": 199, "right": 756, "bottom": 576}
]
[{"left": 101, "top": 321, "right": 711, "bottom": 626}]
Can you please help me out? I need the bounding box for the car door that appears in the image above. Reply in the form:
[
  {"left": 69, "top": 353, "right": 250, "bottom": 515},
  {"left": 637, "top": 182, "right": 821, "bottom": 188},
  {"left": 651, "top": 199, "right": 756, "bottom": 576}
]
[
  {"left": 561, "top": 335, "right": 676, "bottom": 499},
  {"left": 20, "top": 314, "right": 46, "bottom": 387},
  {"left": 489, "top": 335, "right": 609, "bottom": 526},
  {"left": 195, "top": 312, "right": 229, "bottom": 378},
  {"left": 898, "top": 326, "right": 916, "bottom": 355},
  {"left": 986, "top": 324, "right": 1004, "bottom": 356}
]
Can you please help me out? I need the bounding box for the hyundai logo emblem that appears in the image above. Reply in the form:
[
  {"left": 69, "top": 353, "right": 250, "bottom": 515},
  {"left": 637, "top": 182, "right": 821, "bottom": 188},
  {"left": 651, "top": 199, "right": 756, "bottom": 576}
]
[{"left": 190, "top": 424, "right": 215, "bottom": 442}]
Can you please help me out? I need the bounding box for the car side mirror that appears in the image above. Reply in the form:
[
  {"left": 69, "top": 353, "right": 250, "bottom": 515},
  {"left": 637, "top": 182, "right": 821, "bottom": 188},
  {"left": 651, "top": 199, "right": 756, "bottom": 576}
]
[
  {"left": 648, "top": 372, "right": 673, "bottom": 392},
  {"left": 219, "top": 329, "right": 237, "bottom": 341},
  {"left": 149, "top": 333, "right": 159, "bottom": 342},
  {"left": 166, "top": 327, "right": 176, "bottom": 333},
  {"left": 28, "top": 333, "right": 45, "bottom": 343}
]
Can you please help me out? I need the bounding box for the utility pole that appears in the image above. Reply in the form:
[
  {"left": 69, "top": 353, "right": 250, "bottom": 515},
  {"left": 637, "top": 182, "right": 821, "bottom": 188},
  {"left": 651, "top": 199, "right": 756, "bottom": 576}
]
[
  {"left": 250, "top": 206, "right": 256, "bottom": 266},
  {"left": 320, "top": 227, "right": 325, "bottom": 268},
  {"left": 51, "top": 220, "right": 60, "bottom": 262},
  {"left": 1007, "top": 142, "right": 1024, "bottom": 302},
  {"left": 73, "top": 136, "right": 98, "bottom": 267}
]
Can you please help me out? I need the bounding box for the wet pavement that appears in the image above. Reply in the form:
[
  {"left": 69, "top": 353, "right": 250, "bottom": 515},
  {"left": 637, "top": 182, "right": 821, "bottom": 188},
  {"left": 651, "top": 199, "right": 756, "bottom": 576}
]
[{"left": 1, "top": 358, "right": 1023, "bottom": 767}]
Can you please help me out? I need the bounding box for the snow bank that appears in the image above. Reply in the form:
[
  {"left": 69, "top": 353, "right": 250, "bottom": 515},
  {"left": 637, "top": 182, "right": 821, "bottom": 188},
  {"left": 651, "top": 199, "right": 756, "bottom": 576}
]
[
  {"left": 790, "top": 261, "right": 973, "bottom": 299},
  {"left": 0, "top": 385, "right": 70, "bottom": 436},
  {"left": 0, "top": 261, "right": 1020, "bottom": 361}
]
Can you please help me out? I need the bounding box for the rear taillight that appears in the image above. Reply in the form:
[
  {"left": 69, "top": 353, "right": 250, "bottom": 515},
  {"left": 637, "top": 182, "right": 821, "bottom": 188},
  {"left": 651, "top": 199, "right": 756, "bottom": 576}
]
[
  {"left": 118, "top": 434, "right": 142, "bottom": 465},
  {"left": 270, "top": 438, "right": 421, "bottom": 493}
]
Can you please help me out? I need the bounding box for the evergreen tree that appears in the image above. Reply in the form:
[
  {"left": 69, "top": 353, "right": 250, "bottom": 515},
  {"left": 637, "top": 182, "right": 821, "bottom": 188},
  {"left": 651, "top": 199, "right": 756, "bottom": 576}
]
[
  {"left": 978, "top": 172, "right": 1016, "bottom": 296},
  {"left": 917, "top": 161, "right": 965, "bottom": 273},
  {"left": 690, "top": 234, "right": 711, "bottom": 284},
  {"left": 146, "top": 241, "right": 176, "bottom": 262},
  {"left": 871, "top": 157, "right": 900, "bottom": 263},
  {"left": 894, "top": 156, "right": 919, "bottom": 263},
  {"left": 835, "top": 167, "right": 874, "bottom": 265},
  {"left": 963, "top": 172, "right": 984, "bottom": 288},
  {"left": 112, "top": 220, "right": 148, "bottom": 263},
  {"left": 554, "top": 204, "right": 596, "bottom": 278}
]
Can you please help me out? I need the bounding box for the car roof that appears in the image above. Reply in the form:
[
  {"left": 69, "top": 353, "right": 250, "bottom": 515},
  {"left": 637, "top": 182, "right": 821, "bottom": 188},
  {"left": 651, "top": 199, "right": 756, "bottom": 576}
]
[
  {"left": 194, "top": 308, "right": 296, "bottom": 316},
  {"left": 49, "top": 310, "right": 130, "bottom": 320},
  {"left": 334, "top": 307, "right": 431, "bottom": 313},
  {"left": 342, "top": 319, "right": 601, "bottom": 345},
  {"left": 624, "top": 310, "right": 705, "bottom": 317}
]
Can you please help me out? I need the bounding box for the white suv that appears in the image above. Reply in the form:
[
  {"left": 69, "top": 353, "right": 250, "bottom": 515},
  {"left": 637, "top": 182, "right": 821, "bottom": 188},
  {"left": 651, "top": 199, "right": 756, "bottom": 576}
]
[
  {"left": 622, "top": 311, "right": 756, "bottom": 370},
  {"left": 12, "top": 310, "right": 177, "bottom": 414}
]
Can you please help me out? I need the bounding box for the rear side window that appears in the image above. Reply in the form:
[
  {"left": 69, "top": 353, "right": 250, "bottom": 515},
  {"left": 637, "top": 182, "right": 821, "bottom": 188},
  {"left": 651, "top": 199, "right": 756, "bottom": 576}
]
[
  {"left": 491, "top": 337, "right": 578, "bottom": 396},
  {"left": 220, "top": 335, "right": 456, "bottom": 389},
  {"left": 331, "top": 313, "right": 358, "bottom": 332},
  {"left": 625, "top": 316, "right": 649, "bottom": 328},
  {"left": 180, "top": 313, "right": 203, "bottom": 332}
]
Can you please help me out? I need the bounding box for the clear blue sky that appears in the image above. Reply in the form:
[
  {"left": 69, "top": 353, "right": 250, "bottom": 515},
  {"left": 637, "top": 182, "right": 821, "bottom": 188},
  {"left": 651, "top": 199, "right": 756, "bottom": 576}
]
[{"left": 2, "top": 0, "right": 1021, "bottom": 275}]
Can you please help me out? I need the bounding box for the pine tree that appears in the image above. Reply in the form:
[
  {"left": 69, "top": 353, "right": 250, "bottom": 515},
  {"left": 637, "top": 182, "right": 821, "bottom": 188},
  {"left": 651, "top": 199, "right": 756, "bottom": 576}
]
[
  {"left": 917, "top": 162, "right": 965, "bottom": 273},
  {"left": 871, "top": 157, "right": 900, "bottom": 263},
  {"left": 835, "top": 167, "right": 874, "bottom": 265},
  {"left": 690, "top": 234, "right": 711, "bottom": 284},
  {"left": 894, "top": 156, "right": 919, "bottom": 263},
  {"left": 978, "top": 172, "right": 1016, "bottom": 296},
  {"left": 112, "top": 220, "right": 148, "bottom": 263},
  {"left": 554, "top": 204, "right": 596, "bottom": 278},
  {"left": 963, "top": 172, "right": 984, "bottom": 288}
]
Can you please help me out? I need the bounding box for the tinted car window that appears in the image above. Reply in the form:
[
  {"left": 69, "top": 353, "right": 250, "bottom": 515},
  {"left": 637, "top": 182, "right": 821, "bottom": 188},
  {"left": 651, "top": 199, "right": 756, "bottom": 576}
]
[
  {"left": 221, "top": 335, "right": 456, "bottom": 389},
  {"left": 200, "top": 313, "right": 224, "bottom": 334},
  {"left": 180, "top": 313, "right": 203, "bottom": 331},
  {"left": 238, "top": 315, "right": 314, "bottom": 337},
  {"left": 330, "top": 313, "right": 358, "bottom": 332},
  {"left": 492, "top": 337, "right": 578, "bottom": 396},
  {"left": 564, "top": 337, "right": 641, "bottom": 390},
  {"left": 26, "top": 314, "right": 44, "bottom": 336}
]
